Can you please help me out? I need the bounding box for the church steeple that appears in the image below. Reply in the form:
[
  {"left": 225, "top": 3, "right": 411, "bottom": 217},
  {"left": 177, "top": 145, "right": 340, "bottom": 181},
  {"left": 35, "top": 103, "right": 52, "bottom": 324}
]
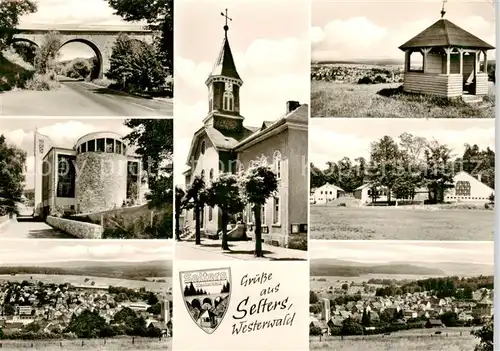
[{"left": 205, "top": 9, "right": 243, "bottom": 122}]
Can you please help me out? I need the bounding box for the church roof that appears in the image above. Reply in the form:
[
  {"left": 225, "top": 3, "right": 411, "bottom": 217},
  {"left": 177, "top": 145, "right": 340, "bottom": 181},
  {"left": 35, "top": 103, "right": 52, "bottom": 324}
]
[
  {"left": 210, "top": 34, "right": 241, "bottom": 80},
  {"left": 399, "top": 19, "right": 494, "bottom": 50},
  {"left": 235, "top": 104, "right": 308, "bottom": 151}
]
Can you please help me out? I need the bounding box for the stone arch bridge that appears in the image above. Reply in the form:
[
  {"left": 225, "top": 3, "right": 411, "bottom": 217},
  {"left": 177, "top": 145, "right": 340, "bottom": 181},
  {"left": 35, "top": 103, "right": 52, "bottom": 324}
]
[
  {"left": 185, "top": 293, "right": 230, "bottom": 309},
  {"left": 13, "top": 25, "right": 155, "bottom": 79}
]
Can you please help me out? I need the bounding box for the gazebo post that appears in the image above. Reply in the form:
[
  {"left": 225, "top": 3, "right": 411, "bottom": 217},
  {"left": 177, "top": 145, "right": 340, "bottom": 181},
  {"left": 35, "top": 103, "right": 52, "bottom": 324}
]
[
  {"left": 483, "top": 50, "right": 488, "bottom": 73},
  {"left": 404, "top": 50, "right": 410, "bottom": 72},
  {"left": 444, "top": 47, "right": 452, "bottom": 75},
  {"left": 458, "top": 48, "right": 464, "bottom": 75},
  {"left": 421, "top": 48, "right": 431, "bottom": 73}
]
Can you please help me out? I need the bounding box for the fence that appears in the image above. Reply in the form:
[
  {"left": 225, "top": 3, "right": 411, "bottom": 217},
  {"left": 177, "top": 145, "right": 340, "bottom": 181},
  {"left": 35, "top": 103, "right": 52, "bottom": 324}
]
[{"left": 0, "top": 337, "right": 172, "bottom": 350}]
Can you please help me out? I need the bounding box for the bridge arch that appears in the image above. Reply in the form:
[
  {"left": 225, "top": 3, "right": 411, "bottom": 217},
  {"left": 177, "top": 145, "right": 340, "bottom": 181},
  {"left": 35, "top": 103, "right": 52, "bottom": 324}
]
[
  {"left": 191, "top": 299, "right": 201, "bottom": 310},
  {"left": 60, "top": 38, "right": 103, "bottom": 80},
  {"left": 202, "top": 297, "right": 213, "bottom": 306}
]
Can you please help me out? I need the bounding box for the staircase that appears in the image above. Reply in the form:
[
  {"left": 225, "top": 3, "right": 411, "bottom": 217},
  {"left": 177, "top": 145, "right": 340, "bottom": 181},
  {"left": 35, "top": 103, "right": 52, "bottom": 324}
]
[{"left": 462, "top": 94, "right": 483, "bottom": 104}]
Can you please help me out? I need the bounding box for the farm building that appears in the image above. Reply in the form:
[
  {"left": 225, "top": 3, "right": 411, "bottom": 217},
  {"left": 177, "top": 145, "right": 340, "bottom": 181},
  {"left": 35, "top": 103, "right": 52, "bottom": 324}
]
[
  {"left": 399, "top": 17, "right": 494, "bottom": 99},
  {"left": 444, "top": 171, "right": 494, "bottom": 203},
  {"left": 353, "top": 183, "right": 428, "bottom": 205},
  {"left": 310, "top": 183, "right": 345, "bottom": 204},
  {"left": 426, "top": 319, "right": 444, "bottom": 328}
]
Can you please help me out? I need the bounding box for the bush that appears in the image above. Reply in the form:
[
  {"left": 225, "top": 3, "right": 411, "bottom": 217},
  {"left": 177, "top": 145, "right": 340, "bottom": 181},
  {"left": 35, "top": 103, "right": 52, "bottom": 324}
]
[
  {"left": 25, "top": 73, "right": 60, "bottom": 91},
  {"left": 287, "top": 237, "right": 307, "bottom": 251},
  {"left": 358, "top": 76, "right": 373, "bottom": 84}
]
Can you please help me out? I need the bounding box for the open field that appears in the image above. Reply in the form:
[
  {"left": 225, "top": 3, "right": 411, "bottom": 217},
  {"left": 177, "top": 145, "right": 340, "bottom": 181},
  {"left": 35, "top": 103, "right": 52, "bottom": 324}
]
[
  {"left": 0, "top": 274, "right": 171, "bottom": 293},
  {"left": 310, "top": 206, "right": 494, "bottom": 240},
  {"left": 311, "top": 80, "right": 495, "bottom": 118},
  {"left": 0, "top": 337, "right": 172, "bottom": 350},
  {"left": 310, "top": 327, "right": 478, "bottom": 351}
]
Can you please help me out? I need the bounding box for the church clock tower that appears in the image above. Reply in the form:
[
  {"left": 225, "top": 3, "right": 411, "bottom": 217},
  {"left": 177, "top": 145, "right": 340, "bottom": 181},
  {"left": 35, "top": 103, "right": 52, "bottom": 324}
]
[{"left": 204, "top": 9, "right": 244, "bottom": 133}]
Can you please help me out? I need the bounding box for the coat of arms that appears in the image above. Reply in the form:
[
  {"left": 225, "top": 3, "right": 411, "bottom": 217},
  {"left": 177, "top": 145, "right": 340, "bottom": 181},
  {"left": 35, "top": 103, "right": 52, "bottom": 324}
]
[{"left": 180, "top": 268, "right": 231, "bottom": 334}]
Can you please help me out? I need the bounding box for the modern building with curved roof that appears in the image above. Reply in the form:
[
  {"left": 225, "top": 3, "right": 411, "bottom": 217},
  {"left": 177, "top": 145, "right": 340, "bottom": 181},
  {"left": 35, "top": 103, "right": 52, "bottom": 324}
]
[{"left": 34, "top": 130, "right": 148, "bottom": 217}]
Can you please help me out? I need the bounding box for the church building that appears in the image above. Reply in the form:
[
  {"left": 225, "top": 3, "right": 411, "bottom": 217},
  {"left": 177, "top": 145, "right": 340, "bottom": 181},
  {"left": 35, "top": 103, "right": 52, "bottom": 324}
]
[{"left": 183, "top": 19, "right": 308, "bottom": 248}]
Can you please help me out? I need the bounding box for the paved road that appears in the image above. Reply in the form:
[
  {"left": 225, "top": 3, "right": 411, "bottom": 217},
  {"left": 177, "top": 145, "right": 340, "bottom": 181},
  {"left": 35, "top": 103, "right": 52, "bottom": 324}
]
[
  {"left": 0, "top": 220, "right": 74, "bottom": 239},
  {"left": 0, "top": 80, "right": 173, "bottom": 116}
]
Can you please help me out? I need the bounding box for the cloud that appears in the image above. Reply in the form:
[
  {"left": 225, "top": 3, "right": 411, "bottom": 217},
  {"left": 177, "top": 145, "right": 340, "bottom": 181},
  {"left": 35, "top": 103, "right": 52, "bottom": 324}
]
[
  {"left": 311, "top": 2, "right": 496, "bottom": 61},
  {"left": 310, "top": 241, "right": 493, "bottom": 265},
  {"left": 19, "top": 0, "right": 128, "bottom": 27},
  {"left": 175, "top": 35, "right": 310, "bottom": 185}
]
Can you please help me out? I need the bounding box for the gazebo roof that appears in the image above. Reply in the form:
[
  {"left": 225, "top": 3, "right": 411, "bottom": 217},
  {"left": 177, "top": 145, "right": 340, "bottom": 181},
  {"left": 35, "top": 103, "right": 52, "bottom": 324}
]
[{"left": 399, "top": 19, "right": 494, "bottom": 51}]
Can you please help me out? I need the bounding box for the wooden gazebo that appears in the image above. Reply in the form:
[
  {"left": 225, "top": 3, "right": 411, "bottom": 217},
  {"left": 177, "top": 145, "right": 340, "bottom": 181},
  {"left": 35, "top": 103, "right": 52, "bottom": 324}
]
[{"left": 399, "top": 18, "right": 494, "bottom": 98}]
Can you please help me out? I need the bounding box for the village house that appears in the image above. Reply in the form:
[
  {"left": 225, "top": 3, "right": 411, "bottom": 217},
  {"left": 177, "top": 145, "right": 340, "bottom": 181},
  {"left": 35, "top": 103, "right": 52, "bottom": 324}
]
[
  {"left": 182, "top": 19, "right": 308, "bottom": 248},
  {"left": 310, "top": 183, "right": 345, "bottom": 204}
]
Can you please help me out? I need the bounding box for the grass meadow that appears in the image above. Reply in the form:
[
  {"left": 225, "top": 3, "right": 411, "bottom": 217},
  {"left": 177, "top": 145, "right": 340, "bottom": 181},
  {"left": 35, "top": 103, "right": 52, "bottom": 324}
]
[
  {"left": 310, "top": 327, "right": 478, "bottom": 351},
  {"left": 310, "top": 80, "right": 495, "bottom": 118},
  {"left": 310, "top": 205, "right": 494, "bottom": 240},
  {"left": 0, "top": 338, "right": 171, "bottom": 350}
]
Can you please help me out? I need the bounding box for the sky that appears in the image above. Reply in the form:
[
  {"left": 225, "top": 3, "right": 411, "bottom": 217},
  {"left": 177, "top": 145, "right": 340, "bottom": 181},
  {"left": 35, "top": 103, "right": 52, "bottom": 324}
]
[
  {"left": 311, "top": 0, "right": 496, "bottom": 62},
  {"left": 17, "top": 0, "right": 146, "bottom": 60},
  {"left": 174, "top": 0, "right": 310, "bottom": 186},
  {"left": 310, "top": 118, "right": 495, "bottom": 169},
  {"left": 0, "top": 118, "right": 132, "bottom": 189},
  {"left": 310, "top": 241, "right": 493, "bottom": 265},
  {"left": 0, "top": 240, "right": 173, "bottom": 265}
]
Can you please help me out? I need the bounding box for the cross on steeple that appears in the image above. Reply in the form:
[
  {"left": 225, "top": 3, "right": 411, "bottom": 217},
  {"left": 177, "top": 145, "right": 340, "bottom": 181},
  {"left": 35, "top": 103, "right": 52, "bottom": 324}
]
[
  {"left": 221, "top": 9, "right": 232, "bottom": 33},
  {"left": 440, "top": 0, "right": 447, "bottom": 18}
]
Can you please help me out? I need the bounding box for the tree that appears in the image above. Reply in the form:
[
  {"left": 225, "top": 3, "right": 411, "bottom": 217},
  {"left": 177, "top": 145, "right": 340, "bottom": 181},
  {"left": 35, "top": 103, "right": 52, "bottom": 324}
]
[
  {"left": 0, "top": 135, "right": 26, "bottom": 215},
  {"left": 106, "top": 33, "right": 135, "bottom": 88},
  {"left": 0, "top": 0, "right": 37, "bottom": 51},
  {"left": 361, "top": 309, "right": 371, "bottom": 327},
  {"left": 310, "top": 290, "right": 319, "bottom": 304},
  {"left": 341, "top": 283, "right": 349, "bottom": 291},
  {"left": 12, "top": 41, "right": 37, "bottom": 65},
  {"left": 183, "top": 176, "right": 208, "bottom": 245},
  {"left": 472, "top": 317, "right": 493, "bottom": 351},
  {"left": 341, "top": 318, "right": 364, "bottom": 336},
  {"left": 123, "top": 119, "right": 173, "bottom": 209},
  {"left": 107, "top": 0, "right": 173, "bottom": 73},
  {"left": 64, "top": 309, "right": 109, "bottom": 338},
  {"left": 309, "top": 324, "right": 323, "bottom": 336},
  {"left": 368, "top": 136, "right": 401, "bottom": 202},
  {"left": 34, "top": 31, "right": 61, "bottom": 74},
  {"left": 175, "top": 186, "right": 185, "bottom": 241},
  {"left": 205, "top": 173, "right": 245, "bottom": 251},
  {"left": 106, "top": 30, "right": 167, "bottom": 93},
  {"left": 424, "top": 140, "right": 455, "bottom": 203},
  {"left": 239, "top": 164, "right": 279, "bottom": 257}
]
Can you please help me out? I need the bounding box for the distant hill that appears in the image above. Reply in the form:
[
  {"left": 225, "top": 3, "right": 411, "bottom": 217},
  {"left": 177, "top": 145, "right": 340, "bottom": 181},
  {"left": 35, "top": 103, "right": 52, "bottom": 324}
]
[
  {"left": 312, "top": 59, "right": 496, "bottom": 67},
  {"left": 412, "top": 262, "right": 494, "bottom": 277},
  {"left": 0, "top": 260, "right": 172, "bottom": 281},
  {"left": 310, "top": 259, "right": 446, "bottom": 277}
]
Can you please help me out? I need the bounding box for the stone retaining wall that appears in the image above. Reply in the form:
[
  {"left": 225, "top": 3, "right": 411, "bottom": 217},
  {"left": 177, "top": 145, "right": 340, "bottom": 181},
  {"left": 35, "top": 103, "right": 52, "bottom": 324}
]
[{"left": 47, "top": 216, "right": 103, "bottom": 239}]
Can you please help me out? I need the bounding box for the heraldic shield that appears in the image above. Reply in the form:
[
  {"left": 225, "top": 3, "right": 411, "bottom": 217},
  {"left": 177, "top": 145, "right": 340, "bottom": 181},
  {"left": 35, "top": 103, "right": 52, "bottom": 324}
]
[{"left": 180, "top": 267, "right": 231, "bottom": 334}]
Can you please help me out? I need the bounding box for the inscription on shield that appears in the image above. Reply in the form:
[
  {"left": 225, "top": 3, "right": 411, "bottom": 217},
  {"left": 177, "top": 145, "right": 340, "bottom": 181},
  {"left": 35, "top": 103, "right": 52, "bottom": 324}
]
[{"left": 180, "top": 267, "right": 231, "bottom": 334}]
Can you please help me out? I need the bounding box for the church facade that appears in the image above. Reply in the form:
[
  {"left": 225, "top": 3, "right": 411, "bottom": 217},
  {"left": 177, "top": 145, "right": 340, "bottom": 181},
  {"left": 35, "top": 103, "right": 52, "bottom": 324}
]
[
  {"left": 34, "top": 131, "right": 148, "bottom": 218},
  {"left": 183, "top": 22, "right": 308, "bottom": 248}
]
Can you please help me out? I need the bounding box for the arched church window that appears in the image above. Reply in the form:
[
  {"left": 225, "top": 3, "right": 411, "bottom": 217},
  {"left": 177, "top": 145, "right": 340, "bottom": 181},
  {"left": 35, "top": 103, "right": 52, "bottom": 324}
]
[
  {"left": 209, "top": 168, "right": 214, "bottom": 181},
  {"left": 200, "top": 169, "right": 205, "bottom": 181},
  {"left": 223, "top": 91, "right": 234, "bottom": 111},
  {"left": 273, "top": 151, "right": 282, "bottom": 179},
  {"left": 200, "top": 140, "right": 206, "bottom": 155}
]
